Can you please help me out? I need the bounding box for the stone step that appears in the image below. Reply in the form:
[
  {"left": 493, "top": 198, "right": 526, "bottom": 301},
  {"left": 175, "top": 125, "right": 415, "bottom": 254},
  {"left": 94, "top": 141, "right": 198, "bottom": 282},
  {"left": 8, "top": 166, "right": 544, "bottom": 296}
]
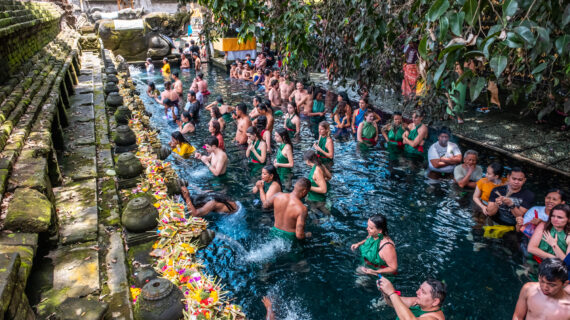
[
  {"left": 50, "top": 241, "right": 100, "bottom": 298},
  {"left": 54, "top": 179, "right": 98, "bottom": 245},
  {"left": 3, "top": 187, "right": 54, "bottom": 234}
]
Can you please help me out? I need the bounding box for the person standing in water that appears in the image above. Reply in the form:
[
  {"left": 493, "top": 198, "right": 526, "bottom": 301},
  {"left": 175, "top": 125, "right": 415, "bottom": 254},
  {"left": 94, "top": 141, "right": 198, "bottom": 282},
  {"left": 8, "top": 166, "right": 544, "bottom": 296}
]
[
  {"left": 255, "top": 115, "right": 272, "bottom": 154},
  {"left": 206, "top": 97, "right": 234, "bottom": 124},
  {"left": 172, "top": 72, "right": 183, "bottom": 103},
  {"left": 233, "top": 103, "right": 251, "bottom": 146},
  {"left": 308, "top": 90, "right": 326, "bottom": 138},
  {"left": 279, "top": 73, "right": 295, "bottom": 108},
  {"left": 333, "top": 101, "right": 352, "bottom": 139},
  {"left": 513, "top": 258, "right": 570, "bottom": 320},
  {"left": 381, "top": 111, "right": 407, "bottom": 149},
  {"left": 209, "top": 106, "right": 226, "bottom": 131},
  {"left": 194, "top": 136, "right": 228, "bottom": 176},
  {"left": 208, "top": 119, "right": 225, "bottom": 151},
  {"left": 352, "top": 98, "right": 380, "bottom": 134},
  {"left": 378, "top": 277, "right": 446, "bottom": 320},
  {"left": 246, "top": 126, "right": 267, "bottom": 165},
  {"left": 472, "top": 162, "right": 506, "bottom": 215},
  {"left": 268, "top": 79, "right": 282, "bottom": 110},
  {"left": 266, "top": 178, "right": 312, "bottom": 241},
  {"left": 169, "top": 131, "right": 196, "bottom": 159},
  {"left": 527, "top": 204, "right": 570, "bottom": 262},
  {"left": 252, "top": 165, "right": 282, "bottom": 209},
  {"left": 289, "top": 82, "right": 311, "bottom": 116},
  {"left": 176, "top": 111, "right": 195, "bottom": 135},
  {"left": 304, "top": 150, "right": 332, "bottom": 205},
  {"left": 145, "top": 58, "right": 155, "bottom": 73},
  {"left": 284, "top": 102, "right": 300, "bottom": 139},
  {"left": 351, "top": 214, "right": 398, "bottom": 278},
  {"left": 357, "top": 111, "right": 379, "bottom": 146},
  {"left": 402, "top": 110, "right": 428, "bottom": 156},
  {"left": 193, "top": 52, "right": 201, "bottom": 71},
  {"left": 313, "top": 121, "right": 334, "bottom": 166},
  {"left": 161, "top": 57, "right": 171, "bottom": 76},
  {"left": 273, "top": 128, "right": 294, "bottom": 182}
]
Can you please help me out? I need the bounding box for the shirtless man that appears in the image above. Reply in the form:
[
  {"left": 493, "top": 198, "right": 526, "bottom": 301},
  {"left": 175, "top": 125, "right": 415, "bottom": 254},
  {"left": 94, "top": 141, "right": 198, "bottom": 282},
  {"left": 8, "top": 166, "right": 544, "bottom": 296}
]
[
  {"left": 194, "top": 136, "right": 228, "bottom": 176},
  {"left": 268, "top": 79, "right": 282, "bottom": 109},
  {"left": 242, "top": 64, "right": 253, "bottom": 81},
  {"left": 155, "top": 81, "right": 179, "bottom": 119},
  {"left": 513, "top": 258, "right": 570, "bottom": 320},
  {"left": 289, "top": 82, "right": 311, "bottom": 116},
  {"left": 172, "top": 72, "right": 183, "bottom": 100},
  {"left": 180, "top": 186, "right": 237, "bottom": 217},
  {"left": 191, "top": 73, "right": 209, "bottom": 105},
  {"left": 378, "top": 277, "right": 446, "bottom": 320},
  {"left": 193, "top": 52, "right": 201, "bottom": 71},
  {"left": 233, "top": 102, "right": 252, "bottom": 145},
  {"left": 267, "top": 178, "right": 312, "bottom": 240},
  {"left": 279, "top": 74, "right": 295, "bottom": 108}
]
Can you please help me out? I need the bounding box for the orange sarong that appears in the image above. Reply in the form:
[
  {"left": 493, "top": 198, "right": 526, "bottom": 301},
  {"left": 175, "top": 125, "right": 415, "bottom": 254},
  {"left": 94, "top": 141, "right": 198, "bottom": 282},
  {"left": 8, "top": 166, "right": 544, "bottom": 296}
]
[{"left": 402, "top": 63, "right": 418, "bottom": 98}]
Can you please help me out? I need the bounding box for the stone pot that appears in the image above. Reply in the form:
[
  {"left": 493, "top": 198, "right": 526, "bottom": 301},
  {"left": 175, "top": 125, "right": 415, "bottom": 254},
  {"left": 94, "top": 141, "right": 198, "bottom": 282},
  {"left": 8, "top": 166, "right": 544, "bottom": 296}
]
[
  {"left": 106, "top": 92, "right": 123, "bottom": 108},
  {"left": 156, "top": 145, "right": 171, "bottom": 160},
  {"left": 106, "top": 74, "right": 119, "bottom": 83},
  {"left": 134, "top": 278, "right": 184, "bottom": 320},
  {"left": 114, "top": 125, "right": 136, "bottom": 146},
  {"left": 104, "top": 81, "right": 119, "bottom": 95},
  {"left": 115, "top": 152, "right": 142, "bottom": 178},
  {"left": 105, "top": 67, "right": 117, "bottom": 75},
  {"left": 133, "top": 266, "right": 159, "bottom": 288},
  {"left": 121, "top": 197, "right": 158, "bottom": 233},
  {"left": 114, "top": 105, "right": 132, "bottom": 124}
]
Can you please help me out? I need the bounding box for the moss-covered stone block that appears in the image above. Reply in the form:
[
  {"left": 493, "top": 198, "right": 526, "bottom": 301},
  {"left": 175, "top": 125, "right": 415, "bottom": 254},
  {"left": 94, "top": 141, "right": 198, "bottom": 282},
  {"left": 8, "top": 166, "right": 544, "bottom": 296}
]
[
  {"left": 4, "top": 188, "right": 53, "bottom": 233},
  {"left": 0, "top": 245, "right": 34, "bottom": 285},
  {"left": 8, "top": 152, "right": 51, "bottom": 196},
  {"left": 0, "top": 252, "right": 20, "bottom": 314}
]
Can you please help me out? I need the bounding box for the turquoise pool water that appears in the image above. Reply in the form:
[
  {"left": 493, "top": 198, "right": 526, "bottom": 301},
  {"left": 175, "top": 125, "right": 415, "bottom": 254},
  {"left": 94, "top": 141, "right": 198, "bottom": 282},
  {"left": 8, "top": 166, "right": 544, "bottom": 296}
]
[{"left": 131, "top": 65, "right": 561, "bottom": 319}]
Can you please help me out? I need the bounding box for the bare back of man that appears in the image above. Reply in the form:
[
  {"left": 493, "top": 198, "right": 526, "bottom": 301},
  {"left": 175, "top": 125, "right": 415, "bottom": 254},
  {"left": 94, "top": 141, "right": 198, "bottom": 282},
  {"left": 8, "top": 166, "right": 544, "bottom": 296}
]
[
  {"left": 173, "top": 80, "right": 183, "bottom": 96},
  {"left": 235, "top": 116, "right": 251, "bottom": 145},
  {"left": 514, "top": 282, "right": 570, "bottom": 320},
  {"left": 280, "top": 79, "right": 295, "bottom": 105},
  {"left": 269, "top": 178, "right": 311, "bottom": 240}
]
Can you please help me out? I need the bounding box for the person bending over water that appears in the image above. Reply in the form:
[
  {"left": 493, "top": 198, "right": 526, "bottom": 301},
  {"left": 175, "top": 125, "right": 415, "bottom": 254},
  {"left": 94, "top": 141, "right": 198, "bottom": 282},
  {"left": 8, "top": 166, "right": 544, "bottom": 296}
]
[
  {"left": 206, "top": 97, "right": 234, "bottom": 124},
  {"left": 513, "top": 258, "right": 570, "bottom": 320},
  {"left": 169, "top": 131, "right": 195, "bottom": 159},
  {"left": 194, "top": 136, "right": 228, "bottom": 176},
  {"left": 381, "top": 111, "right": 406, "bottom": 149},
  {"left": 378, "top": 277, "right": 446, "bottom": 320},
  {"left": 233, "top": 103, "right": 251, "bottom": 145},
  {"left": 313, "top": 121, "right": 334, "bottom": 166},
  {"left": 284, "top": 102, "right": 300, "bottom": 138},
  {"left": 252, "top": 165, "right": 282, "bottom": 209},
  {"left": 266, "top": 178, "right": 312, "bottom": 241},
  {"left": 208, "top": 120, "right": 225, "bottom": 151},
  {"left": 403, "top": 110, "right": 428, "bottom": 156},
  {"left": 357, "top": 111, "right": 379, "bottom": 146},
  {"left": 472, "top": 162, "right": 506, "bottom": 214},
  {"left": 181, "top": 186, "right": 237, "bottom": 217},
  {"left": 246, "top": 126, "right": 267, "bottom": 165},
  {"left": 304, "top": 150, "right": 331, "bottom": 204},
  {"left": 528, "top": 204, "right": 570, "bottom": 263},
  {"left": 146, "top": 82, "right": 160, "bottom": 99},
  {"left": 273, "top": 128, "right": 294, "bottom": 184},
  {"left": 351, "top": 214, "right": 397, "bottom": 278}
]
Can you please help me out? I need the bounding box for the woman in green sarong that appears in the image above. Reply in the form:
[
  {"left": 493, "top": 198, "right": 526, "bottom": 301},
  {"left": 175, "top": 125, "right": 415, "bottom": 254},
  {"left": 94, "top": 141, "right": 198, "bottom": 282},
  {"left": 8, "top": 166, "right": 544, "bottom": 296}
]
[
  {"left": 246, "top": 126, "right": 267, "bottom": 177},
  {"left": 381, "top": 111, "right": 407, "bottom": 149},
  {"left": 304, "top": 150, "right": 331, "bottom": 205},
  {"left": 273, "top": 128, "right": 294, "bottom": 189},
  {"left": 284, "top": 102, "right": 300, "bottom": 139},
  {"left": 252, "top": 165, "right": 282, "bottom": 209},
  {"left": 308, "top": 90, "right": 326, "bottom": 138},
  {"left": 313, "top": 121, "right": 334, "bottom": 166},
  {"left": 528, "top": 204, "right": 570, "bottom": 263},
  {"left": 351, "top": 214, "right": 398, "bottom": 279},
  {"left": 403, "top": 110, "right": 428, "bottom": 156},
  {"left": 356, "top": 111, "right": 379, "bottom": 146}
]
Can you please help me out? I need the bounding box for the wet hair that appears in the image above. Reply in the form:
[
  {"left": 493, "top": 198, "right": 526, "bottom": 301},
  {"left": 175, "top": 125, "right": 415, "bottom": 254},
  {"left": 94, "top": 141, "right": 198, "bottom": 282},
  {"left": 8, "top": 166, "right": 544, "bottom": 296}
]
[
  {"left": 148, "top": 82, "right": 156, "bottom": 90},
  {"left": 338, "top": 91, "right": 348, "bottom": 102},
  {"left": 319, "top": 121, "right": 331, "bottom": 135},
  {"left": 210, "top": 119, "right": 221, "bottom": 135},
  {"left": 197, "top": 72, "right": 204, "bottom": 79},
  {"left": 211, "top": 106, "right": 222, "bottom": 119},
  {"left": 369, "top": 214, "right": 389, "bottom": 237},
  {"left": 545, "top": 204, "right": 570, "bottom": 234},
  {"left": 192, "top": 193, "right": 235, "bottom": 212},
  {"left": 205, "top": 135, "right": 218, "bottom": 147},
  {"left": 546, "top": 188, "right": 567, "bottom": 203},
  {"left": 188, "top": 90, "right": 196, "bottom": 98},
  {"left": 171, "top": 131, "right": 188, "bottom": 144},
  {"left": 264, "top": 69, "right": 271, "bottom": 76},
  {"left": 236, "top": 102, "right": 247, "bottom": 114},
  {"left": 464, "top": 150, "right": 478, "bottom": 159},
  {"left": 185, "top": 43, "right": 190, "bottom": 48},
  {"left": 253, "top": 96, "right": 263, "bottom": 105},
  {"left": 275, "top": 127, "right": 292, "bottom": 148},
  {"left": 313, "top": 88, "right": 323, "bottom": 100},
  {"left": 163, "top": 57, "right": 168, "bottom": 62},
  {"left": 510, "top": 166, "right": 525, "bottom": 176},
  {"left": 438, "top": 126, "right": 451, "bottom": 137},
  {"left": 181, "top": 111, "right": 194, "bottom": 124},
  {"left": 173, "top": 72, "right": 179, "bottom": 78},
  {"left": 247, "top": 126, "right": 262, "bottom": 139},
  {"left": 263, "top": 165, "right": 282, "bottom": 189},
  {"left": 192, "top": 52, "right": 198, "bottom": 56},
  {"left": 288, "top": 102, "right": 299, "bottom": 116},
  {"left": 364, "top": 110, "right": 376, "bottom": 119},
  {"left": 538, "top": 258, "right": 569, "bottom": 283},
  {"left": 163, "top": 98, "right": 174, "bottom": 107},
  {"left": 256, "top": 115, "right": 268, "bottom": 132},
  {"left": 488, "top": 162, "right": 504, "bottom": 177},
  {"left": 271, "top": 79, "right": 279, "bottom": 87},
  {"left": 424, "top": 279, "right": 447, "bottom": 307},
  {"left": 164, "top": 81, "right": 171, "bottom": 90},
  {"left": 216, "top": 97, "right": 224, "bottom": 104},
  {"left": 303, "top": 150, "right": 322, "bottom": 168},
  {"left": 393, "top": 111, "right": 402, "bottom": 116},
  {"left": 257, "top": 102, "right": 269, "bottom": 112},
  {"left": 295, "top": 177, "right": 312, "bottom": 191}
]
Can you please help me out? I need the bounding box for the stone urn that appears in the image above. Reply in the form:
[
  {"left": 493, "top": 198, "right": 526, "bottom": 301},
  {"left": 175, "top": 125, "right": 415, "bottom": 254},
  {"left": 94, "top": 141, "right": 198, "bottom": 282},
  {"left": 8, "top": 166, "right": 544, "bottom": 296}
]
[
  {"left": 105, "top": 67, "right": 117, "bottom": 75},
  {"left": 106, "top": 92, "right": 123, "bottom": 109},
  {"left": 133, "top": 266, "right": 159, "bottom": 288},
  {"left": 104, "top": 81, "right": 119, "bottom": 95},
  {"left": 114, "top": 125, "right": 136, "bottom": 146},
  {"left": 156, "top": 145, "right": 171, "bottom": 160},
  {"left": 114, "top": 105, "right": 132, "bottom": 124},
  {"left": 106, "top": 74, "right": 119, "bottom": 83},
  {"left": 121, "top": 197, "right": 158, "bottom": 232},
  {"left": 134, "top": 278, "right": 184, "bottom": 320},
  {"left": 115, "top": 152, "right": 142, "bottom": 178}
]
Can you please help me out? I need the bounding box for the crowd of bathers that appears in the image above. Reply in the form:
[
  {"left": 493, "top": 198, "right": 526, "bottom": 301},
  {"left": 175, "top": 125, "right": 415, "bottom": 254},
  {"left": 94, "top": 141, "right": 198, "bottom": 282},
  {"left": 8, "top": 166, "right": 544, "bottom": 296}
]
[{"left": 142, "top": 45, "right": 570, "bottom": 319}]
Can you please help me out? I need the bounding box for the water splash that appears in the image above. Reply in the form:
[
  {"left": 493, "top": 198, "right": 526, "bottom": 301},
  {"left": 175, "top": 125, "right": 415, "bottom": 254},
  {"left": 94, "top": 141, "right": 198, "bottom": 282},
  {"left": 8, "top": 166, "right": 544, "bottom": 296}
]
[{"left": 242, "top": 239, "right": 292, "bottom": 263}]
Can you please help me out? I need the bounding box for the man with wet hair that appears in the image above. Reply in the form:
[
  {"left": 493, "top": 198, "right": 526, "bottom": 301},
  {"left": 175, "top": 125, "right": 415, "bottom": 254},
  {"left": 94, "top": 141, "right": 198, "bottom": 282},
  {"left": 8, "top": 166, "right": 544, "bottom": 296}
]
[
  {"left": 172, "top": 72, "right": 183, "bottom": 99},
  {"left": 267, "top": 178, "right": 312, "bottom": 241},
  {"left": 194, "top": 136, "right": 228, "bottom": 176},
  {"left": 513, "top": 258, "right": 570, "bottom": 320},
  {"left": 233, "top": 102, "right": 251, "bottom": 145},
  {"left": 193, "top": 52, "right": 201, "bottom": 71},
  {"left": 378, "top": 277, "right": 446, "bottom": 319}
]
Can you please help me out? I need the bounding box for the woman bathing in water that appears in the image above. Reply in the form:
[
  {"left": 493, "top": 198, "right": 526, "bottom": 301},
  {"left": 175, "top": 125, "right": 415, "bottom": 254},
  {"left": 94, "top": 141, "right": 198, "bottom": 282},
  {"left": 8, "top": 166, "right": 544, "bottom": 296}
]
[
  {"left": 252, "top": 165, "right": 282, "bottom": 208},
  {"left": 284, "top": 102, "right": 300, "bottom": 139},
  {"left": 304, "top": 150, "right": 332, "bottom": 212},
  {"left": 351, "top": 214, "right": 398, "bottom": 279},
  {"left": 246, "top": 126, "right": 267, "bottom": 165},
  {"left": 208, "top": 119, "right": 225, "bottom": 151},
  {"left": 313, "top": 121, "right": 334, "bottom": 166},
  {"left": 209, "top": 105, "right": 226, "bottom": 131},
  {"left": 176, "top": 111, "right": 195, "bottom": 135},
  {"left": 273, "top": 128, "right": 294, "bottom": 187},
  {"left": 180, "top": 186, "right": 238, "bottom": 217},
  {"left": 357, "top": 111, "right": 379, "bottom": 146},
  {"left": 206, "top": 97, "right": 234, "bottom": 124},
  {"left": 169, "top": 131, "right": 195, "bottom": 159},
  {"left": 255, "top": 115, "right": 272, "bottom": 153}
]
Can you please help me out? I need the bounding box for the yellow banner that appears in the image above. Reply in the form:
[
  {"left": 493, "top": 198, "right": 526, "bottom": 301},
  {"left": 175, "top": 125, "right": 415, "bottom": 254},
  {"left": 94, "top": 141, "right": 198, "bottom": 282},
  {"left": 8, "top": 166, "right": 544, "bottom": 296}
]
[{"left": 213, "top": 37, "right": 256, "bottom": 51}]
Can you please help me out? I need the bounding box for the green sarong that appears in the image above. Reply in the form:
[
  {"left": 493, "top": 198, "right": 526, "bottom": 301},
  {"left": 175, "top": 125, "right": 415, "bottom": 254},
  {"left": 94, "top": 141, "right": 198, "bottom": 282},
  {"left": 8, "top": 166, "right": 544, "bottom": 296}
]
[{"left": 269, "top": 226, "right": 297, "bottom": 241}]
